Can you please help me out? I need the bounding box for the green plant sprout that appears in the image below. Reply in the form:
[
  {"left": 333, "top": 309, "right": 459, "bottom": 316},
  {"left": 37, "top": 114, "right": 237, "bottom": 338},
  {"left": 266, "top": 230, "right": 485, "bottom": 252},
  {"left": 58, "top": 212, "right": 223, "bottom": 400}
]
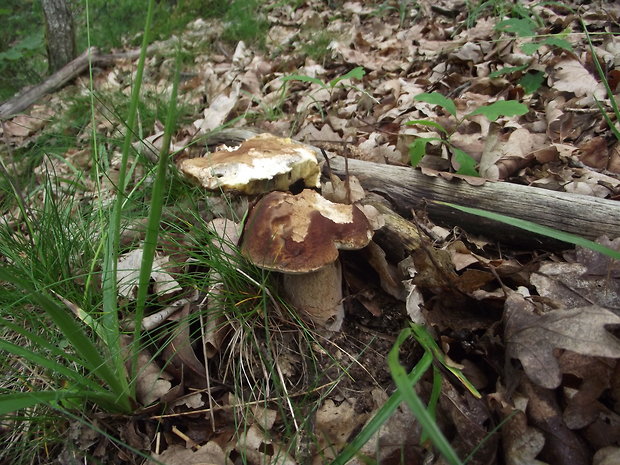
[
  {"left": 370, "top": 0, "right": 420, "bottom": 28},
  {"left": 281, "top": 66, "right": 372, "bottom": 119},
  {"left": 332, "top": 323, "right": 481, "bottom": 465},
  {"left": 490, "top": 17, "right": 573, "bottom": 94},
  {"left": 406, "top": 92, "right": 528, "bottom": 176},
  {"left": 464, "top": 0, "right": 537, "bottom": 30}
]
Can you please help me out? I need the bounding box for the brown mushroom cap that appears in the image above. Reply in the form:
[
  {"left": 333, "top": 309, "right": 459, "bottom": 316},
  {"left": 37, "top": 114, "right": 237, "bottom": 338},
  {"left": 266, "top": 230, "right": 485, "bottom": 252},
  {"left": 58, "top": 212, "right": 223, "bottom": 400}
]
[
  {"left": 241, "top": 189, "right": 373, "bottom": 273},
  {"left": 178, "top": 133, "right": 320, "bottom": 194}
]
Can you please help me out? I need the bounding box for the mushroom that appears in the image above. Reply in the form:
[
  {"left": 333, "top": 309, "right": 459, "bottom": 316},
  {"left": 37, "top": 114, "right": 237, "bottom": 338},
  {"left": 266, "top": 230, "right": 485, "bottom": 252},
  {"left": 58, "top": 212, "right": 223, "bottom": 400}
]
[
  {"left": 178, "top": 133, "right": 320, "bottom": 194},
  {"left": 240, "top": 189, "right": 374, "bottom": 330}
]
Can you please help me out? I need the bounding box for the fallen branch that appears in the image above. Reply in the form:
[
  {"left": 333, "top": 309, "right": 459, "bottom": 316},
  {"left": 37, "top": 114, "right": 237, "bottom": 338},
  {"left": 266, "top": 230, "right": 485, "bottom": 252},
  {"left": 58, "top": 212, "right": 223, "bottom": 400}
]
[{"left": 0, "top": 44, "right": 163, "bottom": 119}]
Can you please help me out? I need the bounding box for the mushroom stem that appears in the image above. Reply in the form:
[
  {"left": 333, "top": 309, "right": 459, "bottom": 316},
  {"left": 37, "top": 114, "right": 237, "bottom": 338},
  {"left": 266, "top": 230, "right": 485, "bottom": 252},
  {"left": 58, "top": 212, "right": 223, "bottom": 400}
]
[{"left": 281, "top": 260, "right": 344, "bottom": 331}]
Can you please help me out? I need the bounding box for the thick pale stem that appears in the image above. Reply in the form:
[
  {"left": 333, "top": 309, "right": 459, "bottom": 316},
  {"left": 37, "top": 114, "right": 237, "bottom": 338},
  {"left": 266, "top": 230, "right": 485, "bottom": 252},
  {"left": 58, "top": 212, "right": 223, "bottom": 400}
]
[{"left": 281, "top": 260, "right": 344, "bottom": 331}]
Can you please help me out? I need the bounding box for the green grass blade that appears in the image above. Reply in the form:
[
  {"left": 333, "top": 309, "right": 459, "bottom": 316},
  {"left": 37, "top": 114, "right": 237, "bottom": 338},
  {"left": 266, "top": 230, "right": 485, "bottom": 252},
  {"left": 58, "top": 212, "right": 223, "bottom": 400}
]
[
  {"left": 0, "top": 267, "right": 131, "bottom": 412},
  {"left": 595, "top": 97, "right": 620, "bottom": 140},
  {"left": 420, "top": 365, "right": 442, "bottom": 444},
  {"left": 410, "top": 324, "right": 481, "bottom": 398},
  {"left": 388, "top": 328, "right": 463, "bottom": 465},
  {"left": 0, "top": 316, "right": 83, "bottom": 365},
  {"left": 463, "top": 410, "right": 518, "bottom": 464},
  {"left": 0, "top": 390, "right": 122, "bottom": 415},
  {"left": 132, "top": 50, "right": 181, "bottom": 379},
  {"left": 582, "top": 19, "right": 620, "bottom": 134},
  {"left": 100, "top": 0, "right": 155, "bottom": 403},
  {"left": 0, "top": 391, "right": 84, "bottom": 415},
  {"left": 434, "top": 201, "right": 620, "bottom": 260},
  {"left": 330, "top": 351, "right": 434, "bottom": 465},
  {"left": 0, "top": 339, "right": 104, "bottom": 394}
]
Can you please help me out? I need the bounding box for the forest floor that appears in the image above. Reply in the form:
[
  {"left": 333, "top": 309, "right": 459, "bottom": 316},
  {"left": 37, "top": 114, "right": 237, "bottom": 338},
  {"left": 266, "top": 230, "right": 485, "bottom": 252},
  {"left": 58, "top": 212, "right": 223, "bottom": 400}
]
[{"left": 1, "top": 1, "right": 620, "bottom": 464}]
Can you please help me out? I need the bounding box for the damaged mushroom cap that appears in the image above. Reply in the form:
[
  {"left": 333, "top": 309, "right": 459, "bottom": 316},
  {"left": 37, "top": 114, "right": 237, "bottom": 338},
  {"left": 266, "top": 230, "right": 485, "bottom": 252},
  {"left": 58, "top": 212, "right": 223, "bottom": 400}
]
[
  {"left": 179, "top": 133, "right": 320, "bottom": 195},
  {"left": 241, "top": 189, "right": 374, "bottom": 273}
]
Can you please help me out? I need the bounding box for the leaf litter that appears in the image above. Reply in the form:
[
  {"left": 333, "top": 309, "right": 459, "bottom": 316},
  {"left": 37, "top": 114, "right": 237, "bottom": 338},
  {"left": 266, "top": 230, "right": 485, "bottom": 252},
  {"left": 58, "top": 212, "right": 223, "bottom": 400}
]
[{"left": 1, "top": 0, "right": 620, "bottom": 464}]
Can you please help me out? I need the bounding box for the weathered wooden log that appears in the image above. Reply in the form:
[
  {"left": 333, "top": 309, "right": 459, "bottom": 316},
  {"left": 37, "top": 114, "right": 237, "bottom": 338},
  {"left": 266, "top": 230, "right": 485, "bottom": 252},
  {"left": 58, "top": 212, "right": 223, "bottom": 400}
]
[{"left": 326, "top": 156, "right": 620, "bottom": 249}]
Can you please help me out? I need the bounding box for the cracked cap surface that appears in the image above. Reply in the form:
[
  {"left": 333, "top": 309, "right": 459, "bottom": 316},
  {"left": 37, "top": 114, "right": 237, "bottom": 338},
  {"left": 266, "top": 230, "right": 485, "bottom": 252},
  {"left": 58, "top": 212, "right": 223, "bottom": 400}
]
[{"left": 241, "top": 189, "right": 373, "bottom": 273}]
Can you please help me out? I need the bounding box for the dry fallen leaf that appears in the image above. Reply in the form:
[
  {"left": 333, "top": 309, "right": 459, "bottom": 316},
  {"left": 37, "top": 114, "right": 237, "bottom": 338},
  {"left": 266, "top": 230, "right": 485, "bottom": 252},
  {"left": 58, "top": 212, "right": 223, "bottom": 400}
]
[
  {"left": 501, "top": 408, "right": 548, "bottom": 465},
  {"left": 521, "top": 378, "right": 591, "bottom": 465},
  {"left": 121, "top": 336, "right": 173, "bottom": 406},
  {"left": 148, "top": 442, "right": 231, "bottom": 465},
  {"left": 558, "top": 351, "right": 615, "bottom": 430},
  {"left": 193, "top": 83, "right": 240, "bottom": 133},
  {"left": 117, "top": 247, "right": 181, "bottom": 300},
  {"left": 504, "top": 293, "right": 620, "bottom": 389},
  {"left": 313, "top": 398, "right": 367, "bottom": 463},
  {"left": 235, "top": 424, "right": 296, "bottom": 465},
  {"left": 551, "top": 59, "right": 606, "bottom": 100},
  {"left": 531, "top": 262, "right": 620, "bottom": 310}
]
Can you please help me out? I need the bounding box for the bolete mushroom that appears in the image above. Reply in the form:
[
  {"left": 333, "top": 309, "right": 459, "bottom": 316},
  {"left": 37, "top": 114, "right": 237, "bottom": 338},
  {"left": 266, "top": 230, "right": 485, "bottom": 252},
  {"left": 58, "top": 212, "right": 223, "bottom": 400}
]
[
  {"left": 178, "top": 133, "right": 320, "bottom": 194},
  {"left": 240, "top": 189, "right": 374, "bottom": 330}
]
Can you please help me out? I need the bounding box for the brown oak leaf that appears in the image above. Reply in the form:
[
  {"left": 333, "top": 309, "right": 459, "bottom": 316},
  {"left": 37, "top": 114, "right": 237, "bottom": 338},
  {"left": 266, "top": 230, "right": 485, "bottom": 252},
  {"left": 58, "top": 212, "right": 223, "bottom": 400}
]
[{"left": 504, "top": 293, "right": 620, "bottom": 388}]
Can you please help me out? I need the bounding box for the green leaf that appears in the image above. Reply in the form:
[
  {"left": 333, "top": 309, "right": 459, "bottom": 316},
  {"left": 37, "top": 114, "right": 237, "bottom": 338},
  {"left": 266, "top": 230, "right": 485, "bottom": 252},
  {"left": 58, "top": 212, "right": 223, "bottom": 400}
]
[
  {"left": 329, "top": 66, "right": 365, "bottom": 88},
  {"left": 19, "top": 32, "right": 44, "bottom": 50},
  {"left": 414, "top": 92, "right": 457, "bottom": 117},
  {"left": 542, "top": 36, "right": 573, "bottom": 52},
  {"left": 434, "top": 202, "right": 620, "bottom": 260},
  {"left": 519, "top": 71, "right": 545, "bottom": 94},
  {"left": 0, "top": 48, "right": 23, "bottom": 61},
  {"left": 409, "top": 137, "right": 441, "bottom": 167},
  {"left": 280, "top": 74, "right": 326, "bottom": 88},
  {"left": 409, "top": 138, "right": 430, "bottom": 167},
  {"left": 495, "top": 18, "right": 536, "bottom": 37},
  {"left": 102, "top": 0, "right": 155, "bottom": 407},
  {"left": 0, "top": 339, "right": 104, "bottom": 393},
  {"left": 467, "top": 100, "right": 528, "bottom": 122},
  {"left": 452, "top": 147, "right": 479, "bottom": 177},
  {"left": 489, "top": 64, "right": 529, "bottom": 78},
  {"left": 404, "top": 119, "right": 449, "bottom": 135},
  {"left": 520, "top": 41, "right": 542, "bottom": 55}
]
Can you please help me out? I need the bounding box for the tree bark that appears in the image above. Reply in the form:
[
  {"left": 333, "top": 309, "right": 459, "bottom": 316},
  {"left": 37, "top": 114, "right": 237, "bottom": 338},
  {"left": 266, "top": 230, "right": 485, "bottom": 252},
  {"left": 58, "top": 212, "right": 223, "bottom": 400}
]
[{"left": 41, "top": 0, "right": 76, "bottom": 73}]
